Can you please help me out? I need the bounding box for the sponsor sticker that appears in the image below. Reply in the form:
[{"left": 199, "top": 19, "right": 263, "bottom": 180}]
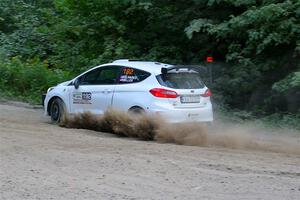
[
  {"left": 119, "top": 75, "right": 138, "bottom": 83},
  {"left": 73, "top": 92, "right": 92, "bottom": 104}
]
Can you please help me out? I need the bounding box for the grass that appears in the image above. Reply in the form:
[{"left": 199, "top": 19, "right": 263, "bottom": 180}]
[{"left": 214, "top": 106, "right": 300, "bottom": 131}]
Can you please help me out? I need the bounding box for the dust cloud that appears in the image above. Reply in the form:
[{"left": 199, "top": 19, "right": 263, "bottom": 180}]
[{"left": 60, "top": 110, "right": 300, "bottom": 155}]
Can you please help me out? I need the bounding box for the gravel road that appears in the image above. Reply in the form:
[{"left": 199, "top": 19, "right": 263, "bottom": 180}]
[{"left": 0, "top": 102, "right": 300, "bottom": 200}]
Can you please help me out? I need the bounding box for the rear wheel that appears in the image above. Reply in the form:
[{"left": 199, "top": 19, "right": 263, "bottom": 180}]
[{"left": 50, "top": 98, "right": 65, "bottom": 123}]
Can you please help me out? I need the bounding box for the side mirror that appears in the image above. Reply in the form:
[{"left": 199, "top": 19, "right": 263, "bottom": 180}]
[{"left": 74, "top": 79, "right": 80, "bottom": 89}]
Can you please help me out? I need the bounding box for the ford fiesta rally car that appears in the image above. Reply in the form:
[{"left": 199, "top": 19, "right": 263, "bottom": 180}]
[{"left": 43, "top": 59, "right": 213, "bottom": 123}]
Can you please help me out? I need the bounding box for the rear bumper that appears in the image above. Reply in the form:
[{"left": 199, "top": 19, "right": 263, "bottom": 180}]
[{"left": 151, "top": 104, "right": 213, "bottom": 123}]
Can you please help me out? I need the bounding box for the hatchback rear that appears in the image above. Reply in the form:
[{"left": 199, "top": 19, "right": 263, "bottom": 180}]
[{"left": 147, "top": 67, "right": 213, "bottom": 123}]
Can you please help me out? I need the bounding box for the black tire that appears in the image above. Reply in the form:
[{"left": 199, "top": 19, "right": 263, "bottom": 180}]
[
  {"left": 50, "top": 98, "right": 65, "bottom": 123},
  {"left": 129, "top": 107, "right": 145, "bottom": 115}
]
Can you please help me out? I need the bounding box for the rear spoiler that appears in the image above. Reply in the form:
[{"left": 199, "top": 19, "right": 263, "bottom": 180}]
[
  {"left": 161, "top": 65, "right": 212, "bottom": 85},
  {"left": 161, "top": 65, "right": 207, "bottom": 74}
]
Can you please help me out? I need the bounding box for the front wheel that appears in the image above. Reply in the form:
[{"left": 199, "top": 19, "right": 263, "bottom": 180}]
[{"left": 50, "top": 98, "right": 65, "bottom": 123}]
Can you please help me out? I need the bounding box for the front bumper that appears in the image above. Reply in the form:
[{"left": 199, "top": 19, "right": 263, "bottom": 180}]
[{"left": 42, "top": 94, "right": 46, "bottom": 107}]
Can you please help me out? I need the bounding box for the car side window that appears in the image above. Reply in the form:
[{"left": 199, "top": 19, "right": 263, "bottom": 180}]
[
  {"left": 79, "top": 66, "right": 121, "bottom": 85},
  {"left": 119, "top": 67, "right": 150, "bottom": 84},
  {"left": 79, "top": 68, "right": 101, "bottom": 85},
  {"left": 95, "top": 66, "right": 122, "bottom": 84}
]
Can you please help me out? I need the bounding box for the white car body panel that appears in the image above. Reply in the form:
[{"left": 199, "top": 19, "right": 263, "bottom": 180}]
[
  {"left": 68, "top": 85, "right": 115, "bottom": 115},
  {"left": 44, "top": 60, "right": 213, "bottom": 123}
]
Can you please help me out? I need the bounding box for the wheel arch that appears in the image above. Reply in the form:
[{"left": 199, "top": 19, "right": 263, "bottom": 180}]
[
  {"left": 128, "top": 105, "right": 146, "bottom": 113},
  {"left": 47, "top": 96, "right": 64, "bottom": 115}
]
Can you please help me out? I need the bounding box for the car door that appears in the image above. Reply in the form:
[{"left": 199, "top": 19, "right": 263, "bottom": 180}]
[
  {"left": 69, "top": 66, "right": 122, "bottom": 115},
  {"left": 112, "top": 67, "right": 152, "bottom": 111}
]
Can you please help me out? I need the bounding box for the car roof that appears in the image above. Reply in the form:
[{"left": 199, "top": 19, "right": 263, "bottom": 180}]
[
  {"left": 74, "top": 60, "right": 170, "bottom": 80},
  {"left": 101, "top": 59, "right": 173, "bottom": 74},
  {"left": 74, "top": 59, "right": 206, "bottom": 81}
]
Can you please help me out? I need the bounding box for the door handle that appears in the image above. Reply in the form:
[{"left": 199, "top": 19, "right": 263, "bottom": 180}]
[{"left": 102, "top": 89, "right": 112, "bottom": 94}]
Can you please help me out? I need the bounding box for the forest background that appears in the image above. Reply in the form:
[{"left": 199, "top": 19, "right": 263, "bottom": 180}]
[{"left": 0, "top": 0, "right": 299, "bottom": 129}]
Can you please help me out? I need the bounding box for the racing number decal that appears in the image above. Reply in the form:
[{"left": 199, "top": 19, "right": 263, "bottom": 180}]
[
  {"left": 73, "top": 92, "right": 92, "bottom": 104},
  {"left": 123, "top": 68, "right": 134, "bottom": 75},
  {"left": 82, "top": 92, "right": 91, "bottom": 100},
  {"left": 119, "top": 67, "right": 139, "bottom": 83}
]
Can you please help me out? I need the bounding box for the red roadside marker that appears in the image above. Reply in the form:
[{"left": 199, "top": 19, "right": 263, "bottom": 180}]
[{"left": 206, "top": 56, "right": 214, "bottom": 63}]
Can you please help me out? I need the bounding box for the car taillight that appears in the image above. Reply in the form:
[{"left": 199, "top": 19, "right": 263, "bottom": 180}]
[
  {"left": 201, "top": 89, "right": 212, "bottom": 97},
  {"left": 149, "top": 88, "right": 178, "bottom": 98}
]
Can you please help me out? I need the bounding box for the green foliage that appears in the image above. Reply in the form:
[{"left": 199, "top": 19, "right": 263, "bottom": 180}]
[
  {"left": 185, "top": 0, "right": 300, "bottom": 112},
  {"left": 47, "top": 0, "right": 202, "bottom": 71},
  {"left": 0, "top": 0, "right": 55, "bottom": 58},
  {"left": 186, "top": 1, "right": 300, "bottom": 60},
  {"left": 273, "top": 71, "right": 300, "bottom": 93},
  {"left": 257, "top": 113, "right": 300, "bottom": 130},
  {"left": 0, "top": 57, "right": 70, "bottom": 103},
  {"left": 215, "top": 105, "right": 300, "bottom": 130},
  {"left": 0, "top": 0, "right": 299, "bottom": 123}
]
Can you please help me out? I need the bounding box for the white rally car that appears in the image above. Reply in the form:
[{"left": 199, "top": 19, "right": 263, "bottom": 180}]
[{"left": 43, "top": 59, "right": 213, "bottom": 123}]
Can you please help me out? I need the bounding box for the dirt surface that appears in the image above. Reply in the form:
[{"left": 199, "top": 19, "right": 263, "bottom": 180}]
[{"left": 0, "top": 103, "right": 300, "bottom": 200}]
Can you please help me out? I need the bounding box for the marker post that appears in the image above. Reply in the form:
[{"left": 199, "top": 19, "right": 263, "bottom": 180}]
[{"left": 206, "top": 56, "right": 213, "bottom": 85}]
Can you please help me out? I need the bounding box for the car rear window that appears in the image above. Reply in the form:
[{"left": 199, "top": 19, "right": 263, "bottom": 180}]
[{"left": 156, "top": 72, "right": 205, "bottom": 89}]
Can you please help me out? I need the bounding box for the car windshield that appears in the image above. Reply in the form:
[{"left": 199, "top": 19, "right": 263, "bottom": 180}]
[{"left": 156, "top": 72, "right": 205, "bottom": 89}]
